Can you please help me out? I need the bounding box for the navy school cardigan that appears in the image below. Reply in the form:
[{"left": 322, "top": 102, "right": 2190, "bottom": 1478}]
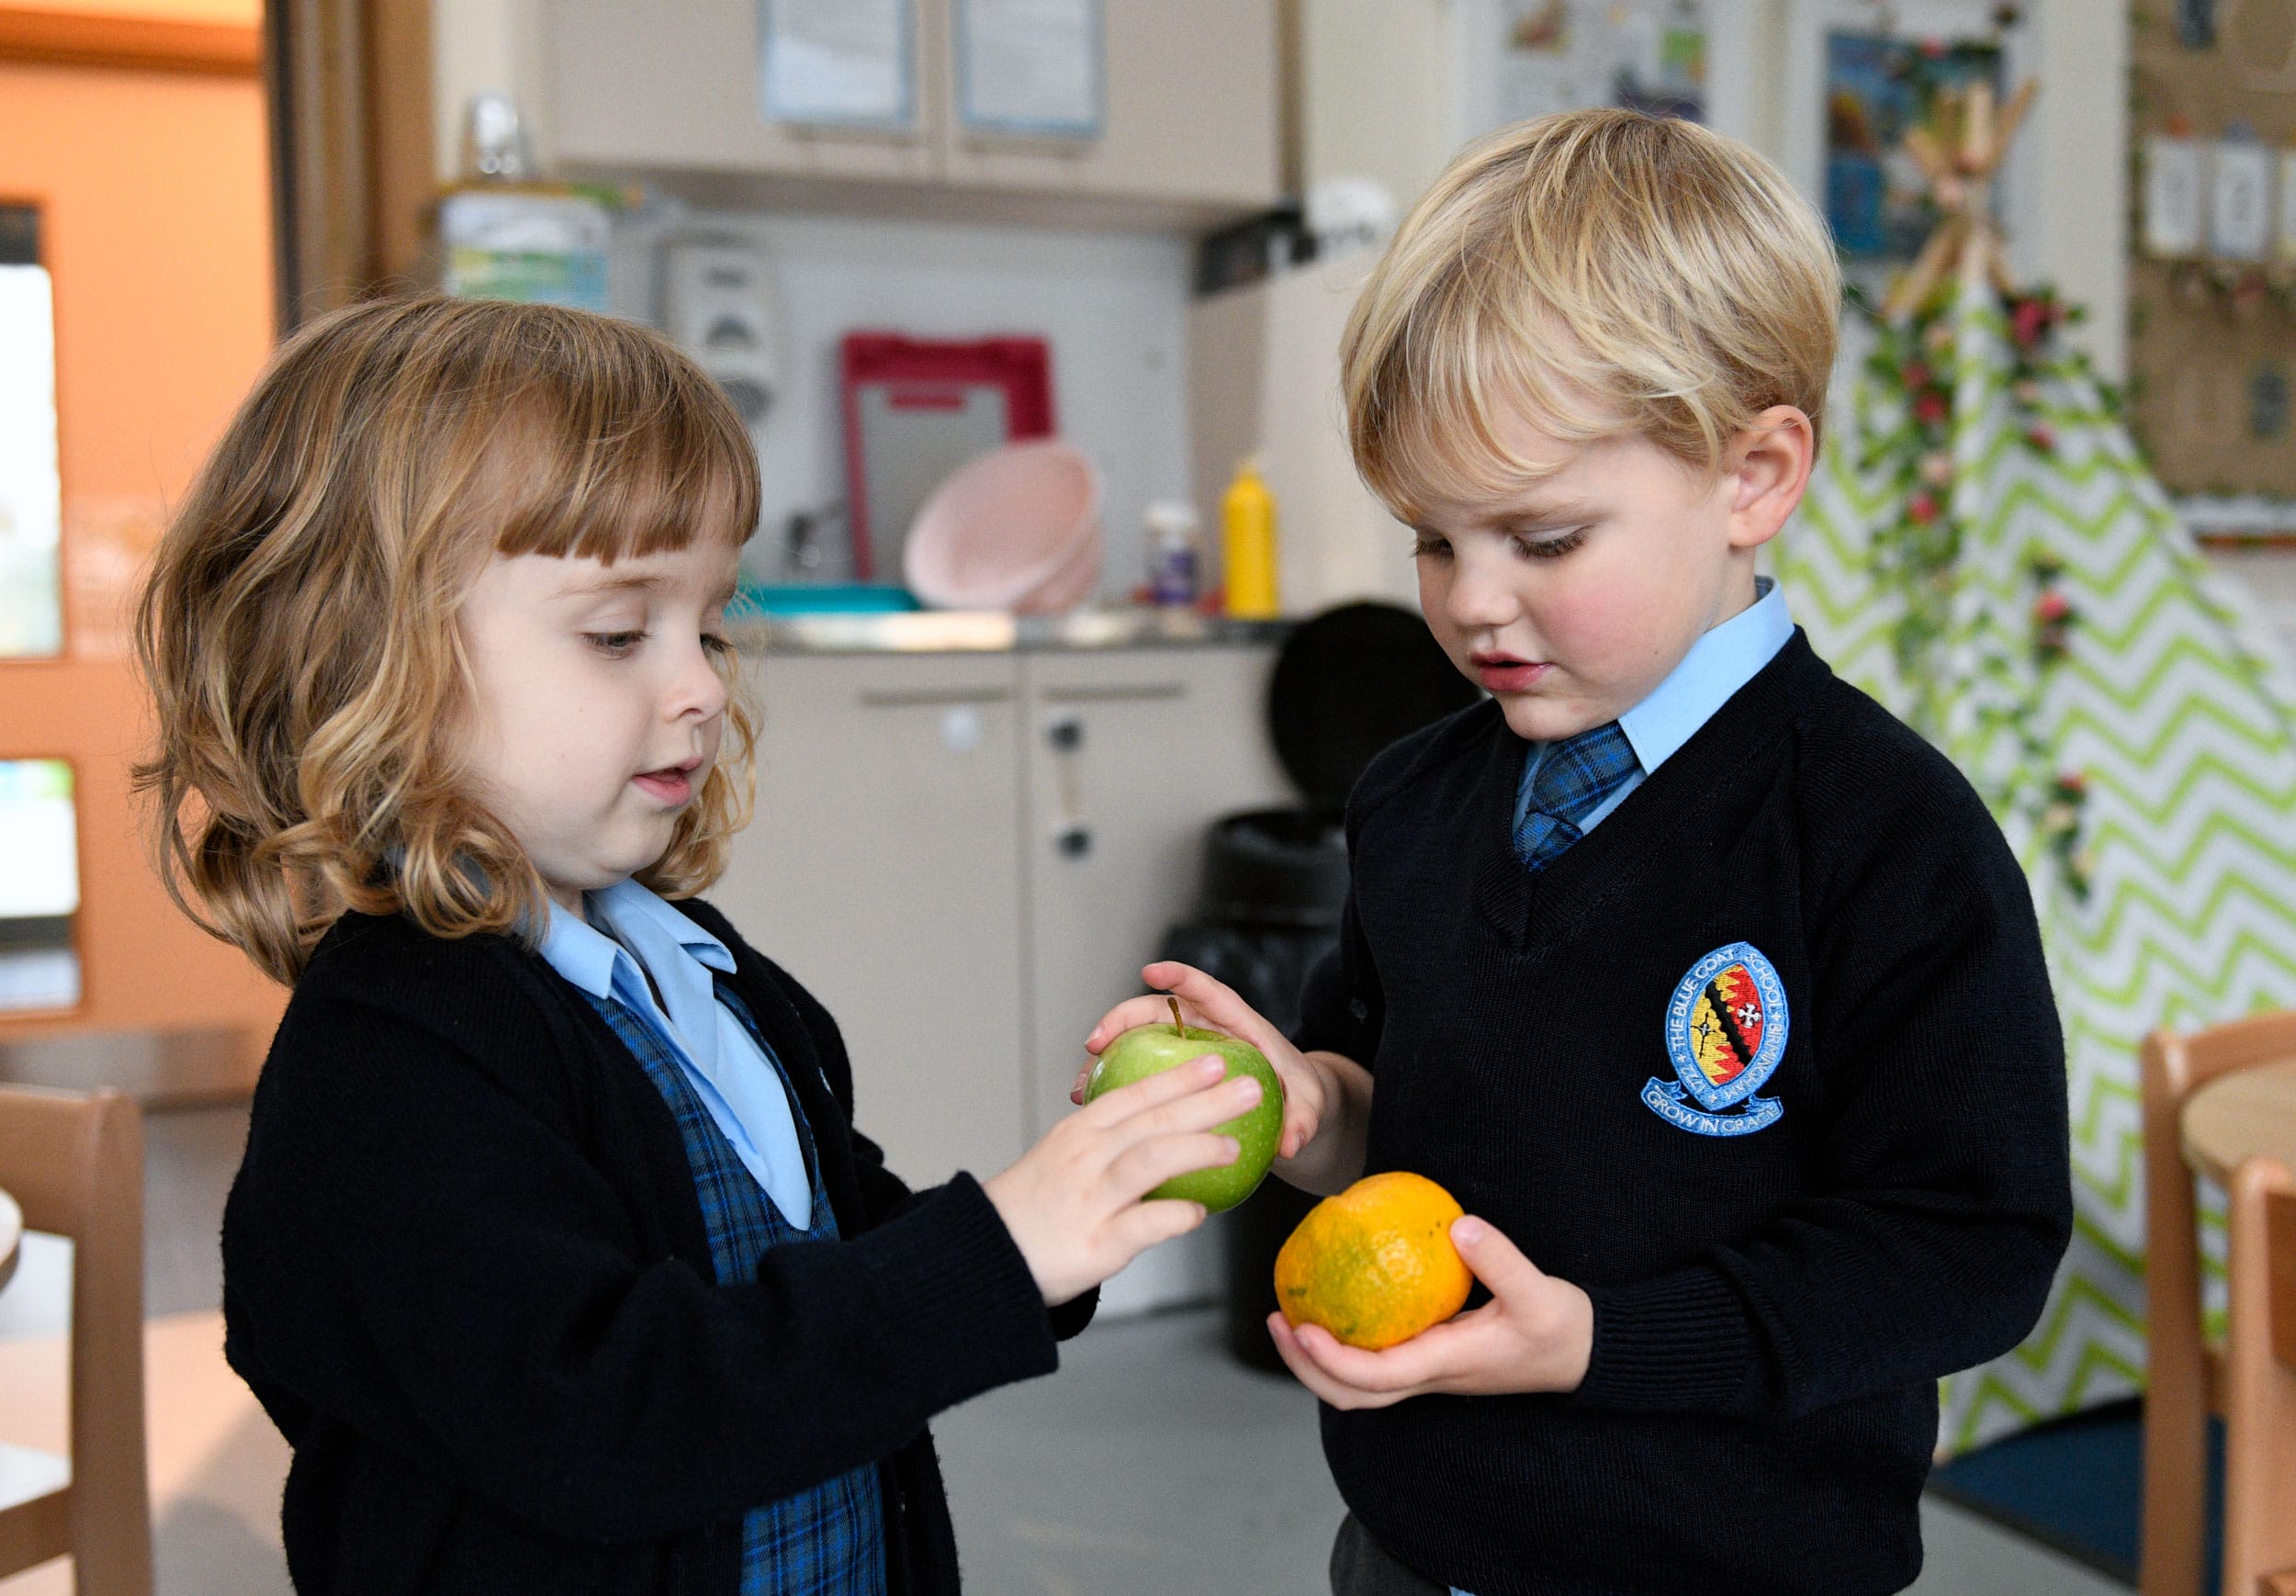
[{"left": 223, "top": 897, "right": 1091, "bottom": 1595}]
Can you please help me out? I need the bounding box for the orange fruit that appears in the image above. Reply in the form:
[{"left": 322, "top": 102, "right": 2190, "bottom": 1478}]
[{"left": 1273, "top": 1171, "right": 1473, "bottom": 1351}]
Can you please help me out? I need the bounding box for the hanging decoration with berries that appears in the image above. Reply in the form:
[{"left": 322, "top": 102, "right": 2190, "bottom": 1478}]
[{"left": 1777, "top": 74, "right": 2296, "bottom": 1456}]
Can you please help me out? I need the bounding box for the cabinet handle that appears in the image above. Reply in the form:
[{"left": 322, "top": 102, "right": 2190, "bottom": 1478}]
[
  {"left": 1039, "top": 683, "right": 1185, "bottom": 704},
  {"left": 858, "top": 687, "right": 1014, "bottom": 709},
  {"left": 1045, "top": 715, "right": 1084, "bottom": 752},
  {"left": 1055, "top": 824, "right": 1093, "bottom": 860}
]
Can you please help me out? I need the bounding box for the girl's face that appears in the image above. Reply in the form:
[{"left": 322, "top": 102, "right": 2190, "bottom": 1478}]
[{"left": 456, "top": 540, "right": 742, "bottom": 912}]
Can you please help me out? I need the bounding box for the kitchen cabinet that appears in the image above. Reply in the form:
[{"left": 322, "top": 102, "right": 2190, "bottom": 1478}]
[
  {"left": 937, "top": 0, "right": 1281, "bottom": 214},
  {"left": 1017, "top": 649, "right": 1290, "bottom": 1141},
  {"left": 545, "top": 0, "right": 941, "bottom": 186},
  {"left": 539, "top": 0, "right": 1279, "bottom": 225},
  {"left": 1018, "top": 647, "right": 1292, "bottom": 1315},
  {"left": 717, "top": 643, "right": 1292, "bottom": 1310},
  {"left": 709, "top": 651, "right": 1030, "bottom": 1190}
]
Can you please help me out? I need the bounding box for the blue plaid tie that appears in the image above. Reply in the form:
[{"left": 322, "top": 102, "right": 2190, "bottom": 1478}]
[{"left": 1514, "top": 722, "right": 1639, "bottom": 871}]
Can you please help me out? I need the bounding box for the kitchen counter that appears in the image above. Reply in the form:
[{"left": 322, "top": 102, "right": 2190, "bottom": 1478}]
[{"left": 729, "top": 607, "right": 1294, "bottom": 655}]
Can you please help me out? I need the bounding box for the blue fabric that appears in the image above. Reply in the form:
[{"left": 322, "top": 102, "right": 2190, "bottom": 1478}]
[
  {"left": 1512, "top": 721, "right": 1639, "bottom": 871},
  {"left": 540, "top": 882, "right": 813, "bottom": 1228},
  {"left": 578, "top": 984, "right": 886, "bottom": 1596},
  {"left": 1512, "top": 576, "right": 1796, "bottom": 848}
]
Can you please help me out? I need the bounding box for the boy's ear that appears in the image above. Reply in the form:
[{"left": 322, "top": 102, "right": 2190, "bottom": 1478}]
[{"left": 1723, "top": 406, "right": 1816, "bottom": 553}]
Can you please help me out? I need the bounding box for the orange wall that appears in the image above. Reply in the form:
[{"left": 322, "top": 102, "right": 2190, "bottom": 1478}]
[{"left": 0, "top": 51, "right": 284, "bottom": 1051}]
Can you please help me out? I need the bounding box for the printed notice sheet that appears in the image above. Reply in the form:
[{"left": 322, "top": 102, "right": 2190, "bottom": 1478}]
[
  {"left": 957, "top": 0, "right": 1102, "bottom": 137},
  {"left": 760, "top": 0, "right": 914, "bottom": 129}
]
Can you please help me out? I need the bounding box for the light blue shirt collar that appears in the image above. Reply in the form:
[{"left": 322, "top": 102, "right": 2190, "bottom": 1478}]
[
  {"left": 536, "top": 881, "right": 814, "bottom": 1228},
  {"left": 1615, "top": 576, "right": 1795, "bottom": 777},
  {"left": 1514, "top": 577, "right": 1795, "bottom": 843},
  {"left": 542, "top": 879, "right": 740, "bottom": 1076}
]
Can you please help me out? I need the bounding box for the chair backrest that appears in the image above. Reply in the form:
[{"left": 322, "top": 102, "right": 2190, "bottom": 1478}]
[
  {"left": 2223, "top": 1156, "right": 2296, "bottom": 1595},
  {"left": 2147, "top": 1010, "right": 2296, "bottom": 1107},
  {"left": 2273, "top": 1186, "right": 2296, "bottom": 1373},
  {"left": 0, "top": 1086, "right": 151, "bottom": 1594},
  {"left": 2139, "top": 1016, "right": 2296, "bottom": 1596}
]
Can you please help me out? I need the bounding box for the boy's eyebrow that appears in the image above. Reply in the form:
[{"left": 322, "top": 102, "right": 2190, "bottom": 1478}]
[
  {"left": 1492, "top": 496, "right": 1601, "bottom": 526},
  {"left": 1415, "top": 496, "right": 1602, "bottom": 534}
]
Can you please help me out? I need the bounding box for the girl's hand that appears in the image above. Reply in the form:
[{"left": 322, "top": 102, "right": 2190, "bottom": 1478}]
[
  {"left": 1077, "top": 962, "right": 1331, "bottom": 1163},
  {"left": 1264, "top": 1217, "right": 1593, "bottom": 1409},
  {"left": 984, "top": 1056, "right": 1263, "bottom": 1306}
]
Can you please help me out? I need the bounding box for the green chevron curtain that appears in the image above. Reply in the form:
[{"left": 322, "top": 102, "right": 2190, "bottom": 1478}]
[{"left": 1776, "top": 280, "right": 2296, "bottom": 1454}]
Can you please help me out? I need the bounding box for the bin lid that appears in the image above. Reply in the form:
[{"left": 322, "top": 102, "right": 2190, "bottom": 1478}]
[{"left": 1267, "top": 601, "right": 1481, "bottom": 809}]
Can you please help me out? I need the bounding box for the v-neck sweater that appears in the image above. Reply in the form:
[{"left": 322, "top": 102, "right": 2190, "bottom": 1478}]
[
  {"left": 1293, "top": 633, "right": 2072, "bottom": 1596},
  {"left": 222, "top": 896, "right": 1088, "bottom": 1596}
]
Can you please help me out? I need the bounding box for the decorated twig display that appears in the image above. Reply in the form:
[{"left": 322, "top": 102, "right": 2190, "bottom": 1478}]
[{"left": 1778, "top": 68, "right": 2296, "bottom": 1459}]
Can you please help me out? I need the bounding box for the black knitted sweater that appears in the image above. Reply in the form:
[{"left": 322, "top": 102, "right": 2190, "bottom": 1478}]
[{"left": 1294, "top": 632, "right": 2072, "bottom": 1596}]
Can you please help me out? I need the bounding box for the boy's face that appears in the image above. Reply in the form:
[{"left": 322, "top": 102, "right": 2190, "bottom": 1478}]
[
  {"left": 455, "top": 540, "right": 741, "bottom": 913},
  {"left": 1408, "top": 406, "right": 1811, "bottom": 745}
]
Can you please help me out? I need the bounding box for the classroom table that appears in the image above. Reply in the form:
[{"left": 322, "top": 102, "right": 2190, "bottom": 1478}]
[{"left": 2181, "top": 1059, "right": 2296, "bottom": 1187}]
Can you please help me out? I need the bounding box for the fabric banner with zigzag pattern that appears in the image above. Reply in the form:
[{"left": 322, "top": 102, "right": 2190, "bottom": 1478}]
[{"left": 1775, "top": 282, "right": 2296, "bottom": 1454}]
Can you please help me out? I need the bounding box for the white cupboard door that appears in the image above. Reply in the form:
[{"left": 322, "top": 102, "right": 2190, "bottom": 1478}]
[
  {"left": 1019, "top": 647, "right": 1291, "bottom": 1136},
  {"left": 545, "top": 0, "right": 942, "bottom": 184},
  {"left": 1019, "top": 647, "right": 1290, "bottom": 1314},
  {"left": 715, "top": 652, "right": 1027, "bottom": 1190},
  {"left": 937, "top": 0, "right": 1280, "bottom": 212}
]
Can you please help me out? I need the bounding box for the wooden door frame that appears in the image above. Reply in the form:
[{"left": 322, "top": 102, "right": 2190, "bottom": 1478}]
[
  {"left": 0, "top": 8, "right": 260, "bottom": 74},
  {"left": 264, "top": 0, "right": 433, "bottom": 330}
]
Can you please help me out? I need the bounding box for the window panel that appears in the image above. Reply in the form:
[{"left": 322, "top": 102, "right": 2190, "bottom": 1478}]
[
  {"left": 0, "top": 759, "right": 81, "bottom": 1011},
  {"left": 0, "top": 204, "right": 63, "bottom": 659}
]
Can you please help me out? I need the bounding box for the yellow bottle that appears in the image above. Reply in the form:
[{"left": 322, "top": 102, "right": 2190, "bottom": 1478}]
[{"left": 1221, "top": 455, "right": 1279, "bottom": 618}]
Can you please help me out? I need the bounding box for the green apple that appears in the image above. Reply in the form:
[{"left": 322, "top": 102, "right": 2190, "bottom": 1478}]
[{"left": 1085, "top": 1000, "right": 1285, "bottom": 1213}]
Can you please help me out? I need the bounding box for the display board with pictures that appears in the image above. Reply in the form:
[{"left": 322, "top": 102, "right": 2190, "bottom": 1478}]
[
  {"left": 1779, "top": 0, "right": 2031, "bottom": 310},
  {"left": 1456, "top": 0, "right": 1711, "bottom": 137},
  {"left": 2129, "top": 0, "right": 2296, "bottom": 498},
  {"left": 1822, "top": 32, "right": 2004, "bottom": 261}
]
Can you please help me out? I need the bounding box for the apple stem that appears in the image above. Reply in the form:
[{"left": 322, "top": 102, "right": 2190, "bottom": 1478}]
[{"left": 1167, "top": 996, "right": 1184, "bottom": 1035}]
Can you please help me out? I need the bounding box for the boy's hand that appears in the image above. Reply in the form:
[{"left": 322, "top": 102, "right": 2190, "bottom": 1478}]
[
  {"left": 985, "top": 1056, "right": 1263, "bottom": 1307},
  {"left": 1265, "top": 1217, "right": 1593, "bottom": 1408},
  {"left": 1078, "top": 961, "right": 1330, "bottom": 1163}
]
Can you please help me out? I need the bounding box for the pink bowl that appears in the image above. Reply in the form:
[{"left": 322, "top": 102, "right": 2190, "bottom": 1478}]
[{"left": 904, "top": 440, "right": 1102, "bottom": 613}]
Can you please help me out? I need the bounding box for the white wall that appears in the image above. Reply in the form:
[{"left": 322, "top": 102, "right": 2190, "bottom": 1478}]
[
  {"left": 609, "top": 205, "right": 1194, "bottom": 597},
  {"left": 1292, "top": 0, "right": 1460, "bottom": 218},
  {"left": 432, "top": 0, "right": 549, "bottom": 184},
  {"left": 1300, "top": 0, "right": 2131, "bottom": 378}
]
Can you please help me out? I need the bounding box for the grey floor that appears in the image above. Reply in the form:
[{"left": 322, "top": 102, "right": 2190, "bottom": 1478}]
[
  {"left": 937, "top": 1308, "right": 2129, "bottom": 1596},
  {"left": 2, "top": 1106, "right": 2133, "bottom": 1594}
]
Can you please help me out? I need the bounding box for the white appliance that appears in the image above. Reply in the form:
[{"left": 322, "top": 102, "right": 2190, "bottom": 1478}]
[{"left": 1187, "top": 249, "right": 1421, "bottom": 617}]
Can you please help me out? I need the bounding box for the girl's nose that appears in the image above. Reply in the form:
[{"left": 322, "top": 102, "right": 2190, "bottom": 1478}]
[{"left": 668, "top": 638, "right": 730, "bottom": 722}]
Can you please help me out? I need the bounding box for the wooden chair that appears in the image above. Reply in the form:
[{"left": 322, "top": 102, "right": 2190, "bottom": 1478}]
[
  {"left": 2141, "top": 1013, "right": 2296, "bottom": 1596},
  {"left": 2224, "top": 1155, "right": 2296, "bottom": 1596},
  {"left": 0, "top": 1086, "right": 151, "bottom": 1595}
]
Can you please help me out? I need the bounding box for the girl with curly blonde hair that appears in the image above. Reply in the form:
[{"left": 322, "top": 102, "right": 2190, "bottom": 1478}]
[{"left": 138, "top": 294, "right": 1255, "bottom": 1596}]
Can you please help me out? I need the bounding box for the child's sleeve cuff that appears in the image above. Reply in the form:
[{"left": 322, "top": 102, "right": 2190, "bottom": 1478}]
[
  {"left": 1571, "top": 1265, "right": 1766, "bottom": 1415},
  {"left": 851, "top": 1171, "right": 1061, "bottom": 1412}
]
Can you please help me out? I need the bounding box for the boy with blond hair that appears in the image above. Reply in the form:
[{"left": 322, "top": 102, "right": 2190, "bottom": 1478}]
[{"left": 1087, "top": 110, "right": 2070, "bottom": 1595}]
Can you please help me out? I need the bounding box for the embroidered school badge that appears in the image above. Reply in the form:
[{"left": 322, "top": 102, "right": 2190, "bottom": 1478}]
[{"left": 1642, "top": 942, "right": 1788, "bottom": 1137}]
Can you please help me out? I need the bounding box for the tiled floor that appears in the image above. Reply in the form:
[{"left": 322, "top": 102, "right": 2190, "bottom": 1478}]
[{"left": 0, "top": 1105, "right": 2132, "bottom": 1594}]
